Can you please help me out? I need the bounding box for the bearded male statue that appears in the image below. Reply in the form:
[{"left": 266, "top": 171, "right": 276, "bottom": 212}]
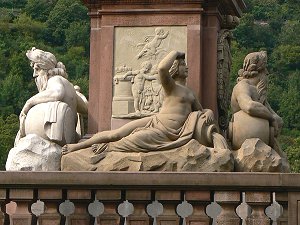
[
  {"left": 229, "top": 51, "right": 290, "bottom": 172},
  {"left": 6, "top": 47, "right": 88, "bottom": 171}
]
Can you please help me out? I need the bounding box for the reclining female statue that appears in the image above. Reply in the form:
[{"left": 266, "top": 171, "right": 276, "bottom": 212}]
[{"left": 62, "top": 51, "right": 227, "bottom": 167}]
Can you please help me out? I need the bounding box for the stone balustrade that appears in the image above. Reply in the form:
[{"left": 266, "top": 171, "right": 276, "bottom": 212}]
[{"left": 0, "top": 172, "right": 298, "bottom": 225}]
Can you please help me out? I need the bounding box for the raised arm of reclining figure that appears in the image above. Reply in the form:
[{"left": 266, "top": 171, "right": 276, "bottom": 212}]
[{"left": 158, "top": 50, "right": 183, "bottom": 95}]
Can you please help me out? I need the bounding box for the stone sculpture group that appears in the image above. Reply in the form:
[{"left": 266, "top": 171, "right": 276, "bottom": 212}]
[{"left": 5, "top": 47, "right": 290, "bottom": 172}]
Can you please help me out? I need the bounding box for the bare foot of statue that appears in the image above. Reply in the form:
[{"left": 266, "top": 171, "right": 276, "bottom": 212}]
[
  {"left": 92, "top": 143, "right": 108, "bottom": 154},
  {"left": 61, "top": 144, "right": 78, "bottom": 155}
]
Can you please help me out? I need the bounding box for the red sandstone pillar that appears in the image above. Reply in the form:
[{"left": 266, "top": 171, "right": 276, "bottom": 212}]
[
  {"left": 245, "top": 192, "right": 271, "bottom": 225},
  {"left": 9, "top": 189, "right": 33, "bottom": 225},
  {"left": 185, "top": 191, "right": 211, "bottom": 225},
  {"left": 0, "top": 189, "right": 6, "bottom": 225},
  {"left": 97, "top": 26, "right": 114, "bottom": 132},
  {"left": 187, "top": 24, "right": 202, "bottom": 101},
  {"left": 288, "top": 192, "right": 300, "bottom": 225},
  {"left": 88, "top": 11, "right": 102, "bottom": 134},
  {"left": 126, "top": 190, "right": 151, "bottom": 225},
  {"left": 215, "top": 191, "right": 241, "bottom": 225},
  {"left": 155, "top": 190, "right": 181, "bottom": 224},
  {"left": 276, "top": 192, "right": 288, "bottom": 225},
  {"left": 67, "top": 190, "right": 92, "bottom": 225},
  {"left": 96, "top": 190, "right": 121, "bottom": 224},
  {"left": 201, "top": 8, "right": 220, "bottom": 115},
  {"left": 38, "top": 189, "right": 62, "bottom": 225}
]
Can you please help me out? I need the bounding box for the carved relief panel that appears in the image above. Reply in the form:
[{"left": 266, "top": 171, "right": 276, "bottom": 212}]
[{"left": 112, "top": 26, "right": 187, "bottom": 118}]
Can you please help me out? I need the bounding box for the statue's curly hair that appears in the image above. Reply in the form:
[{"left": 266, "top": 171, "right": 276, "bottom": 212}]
[
  {"left": 238, "top": 51, "right": 267, "bottom": 80},
  {"left": 48, "top": 62, "right": 68, "bottom": 78}
]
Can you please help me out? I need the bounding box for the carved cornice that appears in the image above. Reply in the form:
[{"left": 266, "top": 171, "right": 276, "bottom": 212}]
[
  {"left": 83, "top": 0, "right": 203, "bottom": 8},
  {"left": 83, "top": 0, "right": 246, "bottom": 20},
  {"left": 88, "top": 8, "right": 204, "bottom": 17},
  {"left": 203, "top": 0, "right": 246, "bottom": 17}
]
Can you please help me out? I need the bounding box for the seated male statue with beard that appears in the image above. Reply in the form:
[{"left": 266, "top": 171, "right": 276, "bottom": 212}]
[
  {"left": 6, "top": 47, "right": 88, "bottom": 171},
  {"left": 61, "top": 51, "right": 234, "bottom": 172},
  {"left": 229, "top": 51, "right": 290, "bottom": 172}
]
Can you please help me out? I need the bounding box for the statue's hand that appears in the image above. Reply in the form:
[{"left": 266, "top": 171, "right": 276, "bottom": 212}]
[
  {"left": 271, "top": 120, "right": 280, "bottom": 137},
  {"left": 19, "top": 113, "right": 26, "bottom": 138},
  {"left": 272, "top": 121, "right": 279, "bottom": 137},
  {"left": 271, "top": 115, "right": 283, "bottom": 137},
  {"left": 201, "top": 109, "right": 214, "bottom": 125},
  {"left": 19, "top": 111, "right": 26, "bottom": 121},
  {"left": 61, "top": 145, "right": 69, "bottom": 155},
  {"left": 20, "top": 100, "right": 32, "bottom": 117},
  {"left": 274, "top": 115, "right": 283, "bottom": 131}
]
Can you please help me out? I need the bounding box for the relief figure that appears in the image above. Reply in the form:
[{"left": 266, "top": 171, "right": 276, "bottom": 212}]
[
  {"left": 136, "top": 27, "right": 169, "bottom": 60},
  {"left": 123, "top": 61, "right": 155, "bottom": 114}
]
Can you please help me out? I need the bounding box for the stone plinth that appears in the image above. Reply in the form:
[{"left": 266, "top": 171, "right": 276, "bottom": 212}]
[
  {"left": 61, "top": 139, "right": 234, "bottom": 172},
  {"left": 82, "top": 0, "right": 246, "bottom": 133}
]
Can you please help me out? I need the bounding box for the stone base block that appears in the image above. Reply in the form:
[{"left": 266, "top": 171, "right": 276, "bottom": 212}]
[
  {"left": 61, "top": 139, "right": 234, "bottom": 172},
  {"left": 112, "top": 100, "right": 134, "bottom": 116}
]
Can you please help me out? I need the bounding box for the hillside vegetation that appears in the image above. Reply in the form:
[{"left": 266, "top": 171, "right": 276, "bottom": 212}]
[{"left": 0, "top": 0, "right": 299, "bottom": 170}]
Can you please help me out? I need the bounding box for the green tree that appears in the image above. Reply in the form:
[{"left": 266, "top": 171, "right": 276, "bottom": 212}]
[
  {"left": 24, "top": 0, "right": 57, "bottom": 22},
  {"left": 65, "top": 21, "right": 90, "bottom": 53},
  {"left": 280, "top": 131, "right": 300, "bottom": 173},
  {"left": 0, "top": 0, "right": 27, "bottom": 9},
  {"left": 278, "top": 72, "right": 300, "bottom": 129},
  {"left": 0, "top": 70, "right": 29, "bottom": 116},
  {"left": 46, "top": 0, "right": 88, "bottom": 46},
  {"left": 13, "top": 13, "right": 46, "bottom": 38},
  {"left": 0, "top": 114, "right": 19, "bottom": 170},
  {"left": 60, "top": 46, "right": 89, "bottom": 80}
]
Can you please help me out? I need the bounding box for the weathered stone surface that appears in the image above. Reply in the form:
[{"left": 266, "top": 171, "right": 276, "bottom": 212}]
[
  {"left": 5, "top": 47, "right": 88, "bottom": 171},
  {"left": 17, "top": 47, "right": 88, "bottom": 146},
  {"left": 230, "top": 51, "right": 287, "bottom": 157},
  {"left": 62, "top": 139, "right": 234, "bottom": 172},
  {"left": 6, "top": 134, "right": 61, "bottom": 171},
  {"left": 233, "top": 138, "right": 290, "bottom": 172}
]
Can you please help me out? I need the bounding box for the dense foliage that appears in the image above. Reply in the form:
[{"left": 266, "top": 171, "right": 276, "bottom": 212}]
[{"left": 0, "top": 0, "right": 299, "bottom": 171}]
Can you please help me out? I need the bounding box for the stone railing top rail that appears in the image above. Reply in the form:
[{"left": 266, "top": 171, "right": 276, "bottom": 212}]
[{"left": 0, "top": 172, "right": 299, "bottom": 190}]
